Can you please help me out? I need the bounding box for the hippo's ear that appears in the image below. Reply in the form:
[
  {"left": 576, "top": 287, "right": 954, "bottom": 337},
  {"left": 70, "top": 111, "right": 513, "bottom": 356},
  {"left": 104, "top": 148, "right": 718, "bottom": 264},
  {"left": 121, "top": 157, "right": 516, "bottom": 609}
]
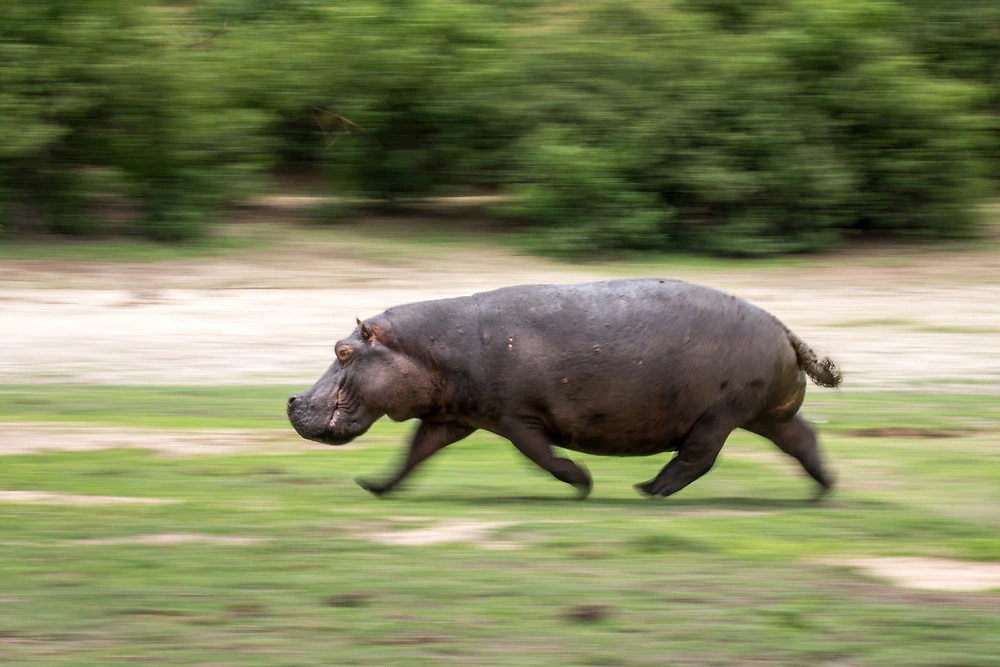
[{"left": 358, "top": 318, "right": 375, "bottom": 342}]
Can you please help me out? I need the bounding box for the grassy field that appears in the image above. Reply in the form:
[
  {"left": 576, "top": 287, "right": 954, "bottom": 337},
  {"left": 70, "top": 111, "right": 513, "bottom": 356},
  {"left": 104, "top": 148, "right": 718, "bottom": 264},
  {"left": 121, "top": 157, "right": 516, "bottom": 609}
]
[
  {"left": 1, "top": 386, "right": 998, "bottom": 665},
  {"left": 2, "top": 209, "right": 1000, "bottom": 663}
]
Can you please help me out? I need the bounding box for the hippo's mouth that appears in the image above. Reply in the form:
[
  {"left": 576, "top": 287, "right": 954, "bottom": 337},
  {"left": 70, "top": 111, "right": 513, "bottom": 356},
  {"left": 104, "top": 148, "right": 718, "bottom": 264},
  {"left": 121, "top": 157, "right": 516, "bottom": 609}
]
[
  {"left": 329, "top": 386, "right": 355, "bottom": 429},
  {"left": 318, "top": 386, "right": 373, "bottom": 445},
  {"left": 288, "top": 351, "right": 392, "bottom": 448},
  {"left": 288, "top": 383, "right": 373, "bottom": 447},
  {"left": 329, "top": 405, "right": 351, "bottom": 432}
]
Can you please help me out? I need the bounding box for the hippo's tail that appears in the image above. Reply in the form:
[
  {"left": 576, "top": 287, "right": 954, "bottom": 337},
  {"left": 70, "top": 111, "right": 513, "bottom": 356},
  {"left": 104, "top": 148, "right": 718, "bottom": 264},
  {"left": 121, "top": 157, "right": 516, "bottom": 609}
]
[{"left": 787, "top": 330, "right": 842, "bottom": 388}]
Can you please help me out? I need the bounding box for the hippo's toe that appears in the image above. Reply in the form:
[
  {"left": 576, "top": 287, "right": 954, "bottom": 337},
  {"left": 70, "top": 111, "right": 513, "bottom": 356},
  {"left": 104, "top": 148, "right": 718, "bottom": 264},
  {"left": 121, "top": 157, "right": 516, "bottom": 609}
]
[{"left": 356, "top": 477, "right": 391, "bottom": 497}]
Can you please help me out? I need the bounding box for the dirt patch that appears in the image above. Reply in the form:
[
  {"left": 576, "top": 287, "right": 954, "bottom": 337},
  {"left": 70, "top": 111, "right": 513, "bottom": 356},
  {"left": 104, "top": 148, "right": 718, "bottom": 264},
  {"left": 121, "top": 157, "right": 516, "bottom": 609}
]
[
  {"left": 565, "top": 604, "right": 612, "bottom": 624},
  {"left": 378, "top": 632, "right": 449, "bottom": 646},
  {"left": 846, "top": 428, "right": 980, "bottom": 439},
  {"left": 74, "top": 533, "right": 267, "bottom": 546},
  {"left": 363, "top": 519, "right": 519, "bottom": 549},
  {"left": 669, "top": 509, "right": 774, "bottom": 518},
  {"left": 823, "top": 557, "right": 1000, "bottom": 592},
  {"left": 0, "top": 490, "right": 176, "bottom": 505}
]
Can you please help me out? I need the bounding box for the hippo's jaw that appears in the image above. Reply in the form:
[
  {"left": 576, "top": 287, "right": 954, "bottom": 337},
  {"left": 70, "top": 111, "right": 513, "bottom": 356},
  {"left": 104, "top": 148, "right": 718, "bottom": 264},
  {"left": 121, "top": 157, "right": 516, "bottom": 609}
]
[
  {"left": 288, "top": 384, "right": 378, "bottom": 447},
  {"left": 324, "top": 386, "right": 378, "bottom": 444}
]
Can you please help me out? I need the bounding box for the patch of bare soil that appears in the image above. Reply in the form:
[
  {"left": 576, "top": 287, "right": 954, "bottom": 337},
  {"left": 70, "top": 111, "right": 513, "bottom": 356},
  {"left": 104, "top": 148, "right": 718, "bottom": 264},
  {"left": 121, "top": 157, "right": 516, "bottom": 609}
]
[
  {"left": 847, "top": 428, "right": 981, "bottom": 438},
  {"left": 74, "top": 533, "right": 267, "bottom": 546},
  {"left": 362, "top": 519, "right": 519, "bottom": 549},
  {"left": 0, "top": 423, "right": 326, "bottom": 457},
  {"left": 823, "top": 557, "right": 1000, "bottom": 592},
  {"left": 0, "top": 490, "right": 176, "bottom": 505},
  {"left": 670, "top": 509, "right": 777, "bottom": 518}
]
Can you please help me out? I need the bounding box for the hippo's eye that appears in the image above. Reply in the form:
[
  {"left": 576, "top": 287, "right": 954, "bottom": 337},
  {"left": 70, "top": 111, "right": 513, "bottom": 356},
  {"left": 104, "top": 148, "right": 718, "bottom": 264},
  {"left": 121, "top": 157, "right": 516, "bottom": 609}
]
[{"left": 335, "top": 344, "right": 354, "bottom": 364}]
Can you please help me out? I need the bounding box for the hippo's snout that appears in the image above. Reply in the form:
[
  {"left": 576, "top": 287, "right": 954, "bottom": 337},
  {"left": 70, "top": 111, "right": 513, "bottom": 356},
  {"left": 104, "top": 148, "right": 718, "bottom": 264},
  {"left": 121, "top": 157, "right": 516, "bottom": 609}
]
[
  {"left": 287, "top": 392, "right": 326, "bottom": 440},
  {"left": 286, "top": 393, "right": 304, "bottom": 424},
  {"left": 287, "top": 381, "right": 373, "bottom": 447}
]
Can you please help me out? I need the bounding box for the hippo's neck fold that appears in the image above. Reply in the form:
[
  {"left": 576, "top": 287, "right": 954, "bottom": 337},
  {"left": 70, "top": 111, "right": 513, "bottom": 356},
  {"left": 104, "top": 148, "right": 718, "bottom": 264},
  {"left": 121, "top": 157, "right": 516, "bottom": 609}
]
[{"left": 381, "top": 296, "right": 490, "bottom": 422}]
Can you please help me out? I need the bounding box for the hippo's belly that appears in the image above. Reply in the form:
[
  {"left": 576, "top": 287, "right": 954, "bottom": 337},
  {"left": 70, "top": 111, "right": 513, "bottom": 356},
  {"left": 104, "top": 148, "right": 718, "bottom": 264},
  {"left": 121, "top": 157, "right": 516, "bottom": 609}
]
[
  {"left": 560, "top": 435, "right": 682, "bottom": 457},
  {"left": 547, "top": 410, "right": 695, "bottom": 457}
]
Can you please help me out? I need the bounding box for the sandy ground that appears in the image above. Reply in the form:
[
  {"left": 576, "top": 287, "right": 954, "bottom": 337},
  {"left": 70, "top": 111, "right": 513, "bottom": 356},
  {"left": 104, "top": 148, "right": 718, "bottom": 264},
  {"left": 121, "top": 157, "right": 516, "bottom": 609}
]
[
  {"left": 2, "top": 228, "right": 999, "bottom": 390},
  {"left": 823, "top": 558, "right": 1000, "bottom": 592},
  {"left": 0, "top": 490, "right": 176, "bottom": 505},
  {"left": 363, "top": 519, "right": 520, "bottom": 550}
]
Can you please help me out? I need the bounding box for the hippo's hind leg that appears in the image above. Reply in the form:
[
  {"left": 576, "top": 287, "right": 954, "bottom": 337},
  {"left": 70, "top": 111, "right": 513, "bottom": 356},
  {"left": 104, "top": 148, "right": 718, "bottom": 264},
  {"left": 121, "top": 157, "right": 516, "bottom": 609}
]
[
  {"left": 356, "top": 421, "right": 475, "bottom": 496},
  {"left": 635, "top": 416, "right": 731, "bottom": 498},
  {"left": 745, "top": 414, "right": 835, "bottom": 496},
  {"left": 501, "top": 421, "right": 593, "bottom": 499}
]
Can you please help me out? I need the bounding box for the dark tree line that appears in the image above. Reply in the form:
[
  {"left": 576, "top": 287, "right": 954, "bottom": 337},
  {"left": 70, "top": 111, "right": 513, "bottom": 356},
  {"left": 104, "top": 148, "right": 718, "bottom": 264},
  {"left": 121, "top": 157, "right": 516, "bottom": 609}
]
[{"left": 1, "top": 0, "right": 997, "bottom": 254}]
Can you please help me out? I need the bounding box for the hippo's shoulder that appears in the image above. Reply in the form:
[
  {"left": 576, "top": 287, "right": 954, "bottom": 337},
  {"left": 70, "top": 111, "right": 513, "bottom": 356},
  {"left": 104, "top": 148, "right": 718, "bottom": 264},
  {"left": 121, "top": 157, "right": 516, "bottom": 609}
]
[{"left": 380, "top": 295, "right": 479, "bottom": 330}]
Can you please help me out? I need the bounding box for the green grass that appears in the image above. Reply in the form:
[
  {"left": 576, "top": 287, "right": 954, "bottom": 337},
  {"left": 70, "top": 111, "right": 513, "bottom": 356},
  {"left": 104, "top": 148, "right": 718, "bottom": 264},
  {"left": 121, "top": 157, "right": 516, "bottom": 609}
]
[
  {"left": 4, "top": 385, "right": 1000, "bottom": 433},
  {"left": 0, "top": 385, "right": 302, "bottom": 429},
  {"left": 0, "top": 387, "right": 998, "bottom": 665}
]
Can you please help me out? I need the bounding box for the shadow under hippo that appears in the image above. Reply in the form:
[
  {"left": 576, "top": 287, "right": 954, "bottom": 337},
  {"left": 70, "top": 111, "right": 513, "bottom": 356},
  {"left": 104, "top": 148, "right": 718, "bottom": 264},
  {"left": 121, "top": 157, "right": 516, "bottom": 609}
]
[{"left": 287, "top": 278, "right": 842, "bottom": 499}]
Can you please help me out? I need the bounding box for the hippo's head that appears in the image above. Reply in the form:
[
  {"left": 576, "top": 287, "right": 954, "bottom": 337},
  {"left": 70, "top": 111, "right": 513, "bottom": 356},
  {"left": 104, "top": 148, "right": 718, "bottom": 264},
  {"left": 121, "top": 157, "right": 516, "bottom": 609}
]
[{"left": 287, "top": 318, "right": 438, "bottom": 446}]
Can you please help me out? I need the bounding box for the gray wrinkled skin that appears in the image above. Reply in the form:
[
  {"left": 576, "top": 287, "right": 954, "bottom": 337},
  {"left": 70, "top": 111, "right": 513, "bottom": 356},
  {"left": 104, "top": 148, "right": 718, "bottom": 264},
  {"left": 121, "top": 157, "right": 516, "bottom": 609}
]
[{"left": 287, "top": 279, "right": 842, "bottom": 499}]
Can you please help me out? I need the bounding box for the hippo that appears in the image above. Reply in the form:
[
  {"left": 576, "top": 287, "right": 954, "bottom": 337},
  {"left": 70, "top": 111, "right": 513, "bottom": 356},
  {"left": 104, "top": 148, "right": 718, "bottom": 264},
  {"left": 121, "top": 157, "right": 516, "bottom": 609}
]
[{"left": 287, "top": 279, "right": 841, "bottom": 499}]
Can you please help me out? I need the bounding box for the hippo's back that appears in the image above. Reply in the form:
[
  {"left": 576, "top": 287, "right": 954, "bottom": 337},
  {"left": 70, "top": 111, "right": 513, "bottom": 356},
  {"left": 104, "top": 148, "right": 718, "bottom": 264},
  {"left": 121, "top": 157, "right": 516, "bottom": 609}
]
[{"left": 473, "top": 278, "right": 786, "bottom": 357}]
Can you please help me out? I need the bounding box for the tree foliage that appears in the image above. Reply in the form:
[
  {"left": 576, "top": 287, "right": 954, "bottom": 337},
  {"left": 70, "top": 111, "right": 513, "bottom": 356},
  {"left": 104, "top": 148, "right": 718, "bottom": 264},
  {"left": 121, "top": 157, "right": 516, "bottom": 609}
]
[
  {"left": 1, "top": 0, "right": 995, "bottom": 252},
  {"left": 0, "top": 0, "right": 268, "bottom": 239}
]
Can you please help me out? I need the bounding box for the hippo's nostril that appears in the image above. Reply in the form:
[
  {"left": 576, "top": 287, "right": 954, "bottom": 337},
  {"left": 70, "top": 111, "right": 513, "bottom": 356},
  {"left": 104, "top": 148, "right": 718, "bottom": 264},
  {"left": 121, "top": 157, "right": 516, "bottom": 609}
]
[{"left": 287, "top": 395, "right": 299, "bottom": 408}]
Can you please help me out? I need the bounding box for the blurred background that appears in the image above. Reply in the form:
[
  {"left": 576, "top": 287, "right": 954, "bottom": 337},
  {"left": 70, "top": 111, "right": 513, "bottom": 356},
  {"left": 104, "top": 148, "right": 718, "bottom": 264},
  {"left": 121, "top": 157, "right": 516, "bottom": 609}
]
[
  {"left": 1, "top": 1, "right": 999, "bottom": 665},
  {"left": 2, "top": 0, "right": 998, "bottom": 253}
]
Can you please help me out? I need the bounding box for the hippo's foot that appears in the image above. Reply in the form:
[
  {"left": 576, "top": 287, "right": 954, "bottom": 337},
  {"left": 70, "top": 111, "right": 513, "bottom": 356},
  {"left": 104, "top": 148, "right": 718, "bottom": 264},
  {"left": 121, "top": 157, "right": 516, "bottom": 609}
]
[
  {"left": 811, "top": 474, "right": 836, "bottom": 502},
  {"left": 633, "top": 480, "right": 658, "bottom": 498},
  {"left": 356, "top": 477, "right": 392, "bottom": 497},
  {"left": 574, "top": 474, "right": 593, "bottom": 501}
]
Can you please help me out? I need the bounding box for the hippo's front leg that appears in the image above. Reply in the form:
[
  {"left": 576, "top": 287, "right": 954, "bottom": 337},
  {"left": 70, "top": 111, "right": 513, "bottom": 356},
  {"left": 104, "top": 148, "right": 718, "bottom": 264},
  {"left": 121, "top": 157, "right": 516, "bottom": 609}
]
[
  {"left": 501, "top": 420, "right": 593, "bottom": 499},
  {"left": 357, "top": 421, "right": 475, "bottom": 496}
]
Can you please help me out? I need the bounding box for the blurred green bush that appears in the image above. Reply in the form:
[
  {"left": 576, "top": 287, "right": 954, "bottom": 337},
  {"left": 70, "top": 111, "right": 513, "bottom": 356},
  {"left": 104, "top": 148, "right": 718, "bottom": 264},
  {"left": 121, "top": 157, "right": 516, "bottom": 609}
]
[
  {"left": 0, "top": 1, "right": 270, "bottom": 239},
  {"left": 1, "top": 0, "right": 996, "bottom": 252}
]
